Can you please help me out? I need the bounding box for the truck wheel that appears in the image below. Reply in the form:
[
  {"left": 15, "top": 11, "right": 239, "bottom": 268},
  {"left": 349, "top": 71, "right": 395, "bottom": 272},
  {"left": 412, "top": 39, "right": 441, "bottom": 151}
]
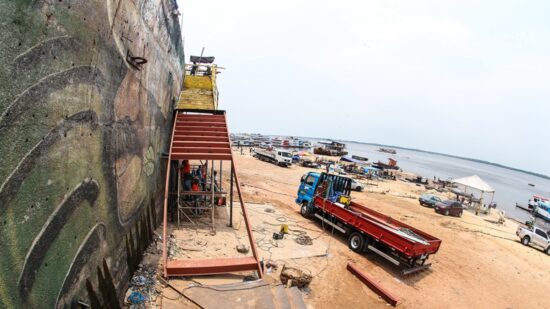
[
  {"left": 521, "top": 236, "right": 530, "bottom": 246},
  {"left": 361, "top": 237, "right": 372, "bottom": 253},
  {"left": 348, "top": 232, "right": 364, "bottom": 253},
  {"left": 300, "top": 203, "right": 311, "bottom": 219},
  {"left": 356, "top": 186, "right": 363, "bottom": 192},
  {"left": 444, "top": 210, "right": 449, "bottom": 216},
  {"left": 458, "top": 211, "right": 463, "bottom": 217}
]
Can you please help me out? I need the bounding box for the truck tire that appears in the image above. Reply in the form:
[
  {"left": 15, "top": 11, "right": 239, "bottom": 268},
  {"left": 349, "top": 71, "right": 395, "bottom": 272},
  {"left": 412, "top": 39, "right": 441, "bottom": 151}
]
[
  {"left": 458, "top": 211, "right": 463, "bottom": 217},
  {"left": 300, "top": 203, "right": 311, "bottom": 219},
  {"left": 356, "top": 186, "right": 363, "bottom": 192},
  {"left": 348, "top": 232, "right": 364, "bottom": 253},
  {"left": 521, "top": 236, "right": 530, "bottom": 246},
  {"left": 444, "top": 210, "right": 449, "bottom": 216},
  {"left": 545, "top": 247, "right": 550, "bottom": 255},
  {"left": 361, "top": 237, "right": 372, "bottom": 253}
]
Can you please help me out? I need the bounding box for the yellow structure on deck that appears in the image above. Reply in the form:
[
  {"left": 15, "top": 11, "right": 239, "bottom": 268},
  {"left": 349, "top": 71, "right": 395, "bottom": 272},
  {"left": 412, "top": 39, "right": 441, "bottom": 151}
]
[{"left": 176, "top": 64, "right": 219, "bottom": 110}]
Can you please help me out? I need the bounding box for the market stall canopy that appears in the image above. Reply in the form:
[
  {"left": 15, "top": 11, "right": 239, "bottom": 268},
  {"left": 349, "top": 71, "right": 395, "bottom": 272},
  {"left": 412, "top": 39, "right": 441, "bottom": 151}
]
[{"left": 452, "top": 175, "right": 495, "bottom": 193}]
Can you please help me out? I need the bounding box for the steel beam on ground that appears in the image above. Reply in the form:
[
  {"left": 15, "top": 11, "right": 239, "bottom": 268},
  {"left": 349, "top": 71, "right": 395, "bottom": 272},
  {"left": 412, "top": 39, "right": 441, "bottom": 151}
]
[
  {"left": 165, "top": 257, "right": 259, "bottom": 276},
  {"left": 346, "top": 263, "right": 399, "bottom": 307}
]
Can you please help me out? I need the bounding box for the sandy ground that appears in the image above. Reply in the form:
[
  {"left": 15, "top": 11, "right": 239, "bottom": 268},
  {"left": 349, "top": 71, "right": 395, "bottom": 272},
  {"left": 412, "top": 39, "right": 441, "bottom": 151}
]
[
  {"left": 140, "top": 150, "right": 550, "bottom": 308},
  {"left": 224, "top": 150, "right": 550, "bottom": 309}
]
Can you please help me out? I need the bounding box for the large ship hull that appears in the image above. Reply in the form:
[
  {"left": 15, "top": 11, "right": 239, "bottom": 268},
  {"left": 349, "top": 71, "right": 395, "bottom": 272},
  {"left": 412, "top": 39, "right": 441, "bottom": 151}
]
[{"left": 0, "top": 1, "right": 184, "bottom": 307}]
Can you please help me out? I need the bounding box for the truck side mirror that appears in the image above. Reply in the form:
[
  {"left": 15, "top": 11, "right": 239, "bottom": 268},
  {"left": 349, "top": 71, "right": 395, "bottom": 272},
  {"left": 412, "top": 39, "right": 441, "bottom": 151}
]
[{"left": 301, "top": 175, "right": 305, "bottom": 183}]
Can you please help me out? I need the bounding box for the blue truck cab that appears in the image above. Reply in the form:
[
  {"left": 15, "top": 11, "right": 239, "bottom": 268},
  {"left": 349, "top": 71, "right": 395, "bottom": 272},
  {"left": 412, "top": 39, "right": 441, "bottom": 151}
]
[
  {"left": 296, "top": 172, "right": 353, "bottom": 218},
  {"left": 296, "top": 172, "right": 321, "bottom": 207}
]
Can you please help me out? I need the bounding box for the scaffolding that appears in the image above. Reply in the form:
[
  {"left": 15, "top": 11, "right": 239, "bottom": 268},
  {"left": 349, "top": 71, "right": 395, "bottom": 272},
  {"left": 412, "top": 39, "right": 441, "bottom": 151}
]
[{"left": 161, "top": 109, "right": 262, "bottom": 278}]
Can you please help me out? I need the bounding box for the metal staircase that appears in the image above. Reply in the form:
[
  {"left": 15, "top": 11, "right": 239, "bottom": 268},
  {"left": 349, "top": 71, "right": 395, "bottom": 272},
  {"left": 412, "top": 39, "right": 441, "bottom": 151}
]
[{"left": 161, "top": 109, "right": 262, "bottom": 278}]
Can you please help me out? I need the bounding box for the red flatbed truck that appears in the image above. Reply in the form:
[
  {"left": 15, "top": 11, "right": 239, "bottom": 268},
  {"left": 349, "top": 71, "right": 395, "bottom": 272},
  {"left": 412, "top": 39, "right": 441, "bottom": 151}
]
[{"left": 296, "top": 172, "right": 442, "bottom": 274}]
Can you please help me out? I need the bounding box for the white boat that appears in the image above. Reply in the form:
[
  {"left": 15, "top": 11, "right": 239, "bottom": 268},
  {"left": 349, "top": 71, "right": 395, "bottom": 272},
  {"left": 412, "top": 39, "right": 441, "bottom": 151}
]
[{"left": 534, "top": 201, "right": 550, "bottom": 222}]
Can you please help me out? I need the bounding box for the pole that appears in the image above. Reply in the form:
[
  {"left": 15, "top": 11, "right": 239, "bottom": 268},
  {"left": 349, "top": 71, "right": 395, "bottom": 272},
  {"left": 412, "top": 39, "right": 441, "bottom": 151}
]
[
  {"left": 219, "top": 161, "right": 223, "bottom": 192},
  {"left": 177, "top": 163, "right": 181, "bottom": 227},
  {"left": 211, "top": 160, "right": 215, "bottom": 232},
  {"left": 229, "top": 162, "right": 234, "bottom": 227},
  {"left": 194, "top": 47, "right": 205, "bottom": 76}
]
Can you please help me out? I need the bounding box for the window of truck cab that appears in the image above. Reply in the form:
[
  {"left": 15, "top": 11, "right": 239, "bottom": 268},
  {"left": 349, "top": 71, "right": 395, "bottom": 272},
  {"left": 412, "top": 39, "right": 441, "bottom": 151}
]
[
  {"left": 535, "top": 229, "right": 548, "bottom": 239},
  {"left": 305, "top": 175, "right": 316, "bottom": 186}
]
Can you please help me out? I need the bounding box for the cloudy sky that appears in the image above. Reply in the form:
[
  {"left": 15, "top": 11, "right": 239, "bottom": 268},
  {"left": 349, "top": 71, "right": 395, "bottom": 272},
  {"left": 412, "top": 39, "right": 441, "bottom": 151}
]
[{"left": 177, "top": 0, "right": 550, "bottom": 175}]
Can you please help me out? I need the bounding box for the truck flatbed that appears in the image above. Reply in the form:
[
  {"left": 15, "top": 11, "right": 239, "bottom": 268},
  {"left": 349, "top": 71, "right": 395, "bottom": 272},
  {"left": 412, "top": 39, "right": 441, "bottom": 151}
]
[{"left": 297, "top": 172, "right": 442, "bottom": 274}]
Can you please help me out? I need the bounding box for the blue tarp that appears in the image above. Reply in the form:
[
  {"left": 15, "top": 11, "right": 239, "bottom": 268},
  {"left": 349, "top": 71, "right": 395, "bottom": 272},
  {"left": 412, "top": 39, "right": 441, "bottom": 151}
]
[{"left": 363, "top": 166, "right": 380, "bottom": 173}]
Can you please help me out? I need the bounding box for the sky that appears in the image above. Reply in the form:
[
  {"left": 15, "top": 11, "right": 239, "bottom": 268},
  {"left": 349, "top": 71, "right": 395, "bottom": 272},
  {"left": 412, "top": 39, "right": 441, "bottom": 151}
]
[{"left": 176, "top": 0, "right": 550, "bottom": 176}]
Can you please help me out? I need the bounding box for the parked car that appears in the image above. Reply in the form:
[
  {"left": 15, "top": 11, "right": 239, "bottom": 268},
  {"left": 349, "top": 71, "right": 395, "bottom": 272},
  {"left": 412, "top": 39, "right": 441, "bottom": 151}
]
[
  {"left": 434, "top": 200, "right": 463, "bottom": 217},
  {"left": 516, "top": 225, "right": 550, "bottom": 255},
  {"left": 351, "top": 179, "right": 363, "bottom": 192},
  {"left": 419, "top": 194, "right": 441, "bottom": 207}
]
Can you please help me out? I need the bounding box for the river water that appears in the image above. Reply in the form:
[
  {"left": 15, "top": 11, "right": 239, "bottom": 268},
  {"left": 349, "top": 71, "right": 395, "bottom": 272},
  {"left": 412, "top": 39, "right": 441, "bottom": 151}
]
[{"left": 308, "top": 139, "right": 550, "bottom": 223}]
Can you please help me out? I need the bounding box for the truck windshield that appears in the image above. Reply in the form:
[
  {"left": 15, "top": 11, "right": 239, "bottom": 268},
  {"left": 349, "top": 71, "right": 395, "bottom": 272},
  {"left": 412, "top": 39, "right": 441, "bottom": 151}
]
[{"left": 280, "top": 152, "right": 292, "bottom": 158}]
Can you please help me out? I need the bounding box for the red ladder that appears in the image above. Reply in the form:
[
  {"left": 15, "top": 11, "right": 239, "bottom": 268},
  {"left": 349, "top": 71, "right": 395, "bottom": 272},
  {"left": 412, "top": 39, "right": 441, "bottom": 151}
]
[{"left": 161, "top": 110, "right": 262, "bottom": 278}]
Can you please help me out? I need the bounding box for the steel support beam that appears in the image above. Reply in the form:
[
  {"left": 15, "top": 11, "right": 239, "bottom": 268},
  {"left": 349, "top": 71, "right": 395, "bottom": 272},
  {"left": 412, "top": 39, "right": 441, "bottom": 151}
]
[
  {"left": 347, "top": 263, "right": 399, "bottom": 307},
  {"left": 229, "top": 162, "right": 234, "bottom": 227}
]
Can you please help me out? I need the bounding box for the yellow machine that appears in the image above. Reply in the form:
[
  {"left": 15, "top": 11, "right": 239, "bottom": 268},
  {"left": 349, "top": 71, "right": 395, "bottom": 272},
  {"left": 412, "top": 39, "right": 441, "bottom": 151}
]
[
  {"left": 338, "top": 195, "right": 351, "bottom": 206},
  {"left": 176, "top": 56, "right": 220, "bottom": 111}
]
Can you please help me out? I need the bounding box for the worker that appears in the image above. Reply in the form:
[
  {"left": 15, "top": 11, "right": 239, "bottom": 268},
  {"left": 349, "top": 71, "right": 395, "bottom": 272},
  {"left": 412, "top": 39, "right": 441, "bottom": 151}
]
[
  {"left": 191, "top": 177, "right": 200, "bottom": 192},
  {"left": 191, "top": 177, "right": 201, "bottom": 216},
  {"left": 190, "top": 62, "right": 198, "bottom": 75},
  {"left": 181, "top": 160, "right": 192, "bottom": 192}
]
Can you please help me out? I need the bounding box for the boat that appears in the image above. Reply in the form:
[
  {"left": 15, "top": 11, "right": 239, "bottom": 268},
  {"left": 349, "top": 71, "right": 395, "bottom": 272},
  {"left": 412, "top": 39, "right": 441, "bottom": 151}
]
[
  {"left": 373, "top": 158, "right": 399, "bottom": 170},
  {"left": 271, "top": 137, "right": 283, "bottom": 147},
  {"left": 516, "top": 195, "right": 550, "bottom": 222},
  {"left": 340, "top": 155, "right": 368, "bottom": 164},
  {"left": 313, "top": 140, "right": 348, "bottom": 156},
  {"left": 378, "top": 147, "right": 397, "bottom": 154}
]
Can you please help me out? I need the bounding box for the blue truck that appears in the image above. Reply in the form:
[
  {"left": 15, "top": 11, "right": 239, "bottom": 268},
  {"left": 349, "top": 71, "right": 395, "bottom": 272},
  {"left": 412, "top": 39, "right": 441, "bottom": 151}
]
[{"left": 296, "top": 172, "right": 442, "bottom": 274}]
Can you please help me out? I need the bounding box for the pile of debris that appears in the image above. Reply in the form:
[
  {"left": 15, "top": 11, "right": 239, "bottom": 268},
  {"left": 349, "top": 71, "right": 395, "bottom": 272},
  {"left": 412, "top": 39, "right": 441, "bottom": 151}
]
[{"left": 125, "top": 264, "right": 160, "bottom": 307}]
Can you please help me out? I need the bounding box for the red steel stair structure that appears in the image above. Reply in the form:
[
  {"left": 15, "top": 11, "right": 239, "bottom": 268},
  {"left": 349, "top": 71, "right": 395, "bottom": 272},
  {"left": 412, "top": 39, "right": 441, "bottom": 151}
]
[{"left": 162, "top": 110, "right": 263, "bottom": 278}]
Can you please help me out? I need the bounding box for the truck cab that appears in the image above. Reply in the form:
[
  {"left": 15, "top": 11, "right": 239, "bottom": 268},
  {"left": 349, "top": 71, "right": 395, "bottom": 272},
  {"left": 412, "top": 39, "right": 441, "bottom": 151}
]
[
  {"left": 296, "top": 172, "right": 352, "bottom": 209},
  {"left": 517, "top": 225, "right": 550, "bottom": 255},
  {"left": 276, "top": 150, "right": 293, "bottom": 166},
  {"left": 296, "top": 172, "right": 321, "bottom": 206}
]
